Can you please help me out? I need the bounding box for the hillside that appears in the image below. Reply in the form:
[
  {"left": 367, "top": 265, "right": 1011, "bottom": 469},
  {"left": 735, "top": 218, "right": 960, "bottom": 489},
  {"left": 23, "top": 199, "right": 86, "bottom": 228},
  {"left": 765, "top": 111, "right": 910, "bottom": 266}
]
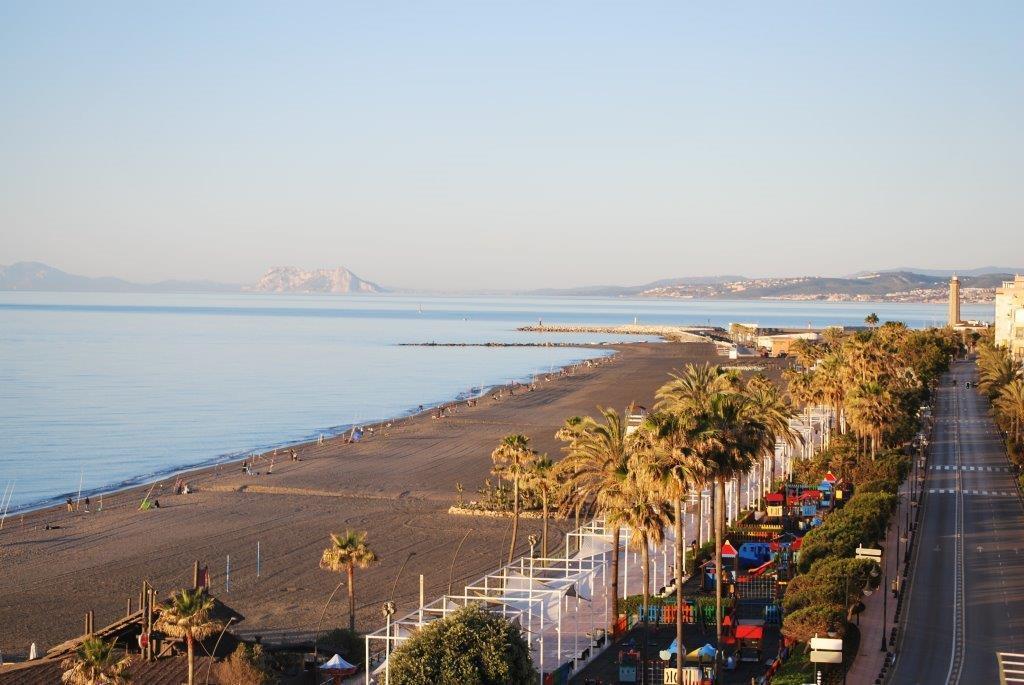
[
  {"left": 0, "top": 262, "right": 237, "bottom": 293},
  {"left": 248, "top": 266, "right": 384, "bottom": 294}
]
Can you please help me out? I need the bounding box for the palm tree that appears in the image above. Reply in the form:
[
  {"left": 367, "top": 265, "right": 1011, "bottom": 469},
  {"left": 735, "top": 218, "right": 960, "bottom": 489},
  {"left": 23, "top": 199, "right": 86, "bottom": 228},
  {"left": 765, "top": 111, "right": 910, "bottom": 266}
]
[
  {"left": 558, "top": 407, "right": 631, "bottom": 633},
  {"left": 978, "top": 344, "right": 1022, "bottom": 398},
  {"left": 996, "top": 379, "right": 1024, "bottom": 444},
  {"left": 865, "top": 312, "right": 880, "bottom": 328},
  {"left": 523, "top": 454, "right": 559, "bottom": 558},
  {"left": 846, "top": 380, "right": 894, "bottom": 459},
  {"left": 154, "top": 588, "right": 223, "bottom": 685},
  {"left": 656, "top": 364, "right": 739, "bottom": 548},
  {"left": 635, "top": 411, "right": 706, "bottom": 676},
  {"left": 60, "top": 637, "right": 132, "bottom": 685},
  {"left": 747, "top": 374, "right": 800, "bottom": 501},
  {"left": 320, "top": 530, "right": 379, "bottom": 631},
  {"left": 689, "top": 391, "right": 770, "bottom": 652},
  {"left": 815, "top": 352, "right": 851, "bottom": 433},
  {"left": 491, "top": 434, "right": 538, "bottom": 563},
  {"left": 604, "top": 461, "right": 671, "bottom": 635}
]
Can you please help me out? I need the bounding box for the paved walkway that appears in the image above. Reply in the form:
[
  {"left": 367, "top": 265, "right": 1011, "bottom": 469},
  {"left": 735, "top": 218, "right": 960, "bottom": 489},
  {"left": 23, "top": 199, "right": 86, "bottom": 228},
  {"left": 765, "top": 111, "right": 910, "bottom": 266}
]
[{"left": 845, "top": 472, "right": 913, "bottom": 683}]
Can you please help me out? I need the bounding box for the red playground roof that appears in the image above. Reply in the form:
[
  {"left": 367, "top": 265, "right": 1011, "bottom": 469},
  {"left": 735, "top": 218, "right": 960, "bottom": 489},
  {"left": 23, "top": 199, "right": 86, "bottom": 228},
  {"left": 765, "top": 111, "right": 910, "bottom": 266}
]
[
  {"left": 721, "top": 540, "right": 738, "bottom": 556},
  {"left": 736, "top": 625, "right": 764, "bottom": 640},
  {"left": 765, "top": 493, "right": 784, "bottom": 503}
]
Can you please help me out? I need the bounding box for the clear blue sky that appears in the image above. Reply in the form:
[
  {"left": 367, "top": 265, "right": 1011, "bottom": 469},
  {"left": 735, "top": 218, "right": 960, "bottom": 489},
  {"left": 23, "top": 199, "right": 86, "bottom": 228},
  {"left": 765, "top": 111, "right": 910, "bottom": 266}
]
[{"left": 1, "top": 2, "right": 1021, "bottom": 289}]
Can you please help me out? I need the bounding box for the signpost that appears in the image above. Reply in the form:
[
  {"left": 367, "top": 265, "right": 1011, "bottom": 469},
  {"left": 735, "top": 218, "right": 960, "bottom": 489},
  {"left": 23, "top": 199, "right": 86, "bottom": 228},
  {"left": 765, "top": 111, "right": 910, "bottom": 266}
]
[
  {"left": 809, "top": 635, "right": 844, "bottom": 683},
  {"left": 855, "top": 546, "right": 882, "bottom": 562}
]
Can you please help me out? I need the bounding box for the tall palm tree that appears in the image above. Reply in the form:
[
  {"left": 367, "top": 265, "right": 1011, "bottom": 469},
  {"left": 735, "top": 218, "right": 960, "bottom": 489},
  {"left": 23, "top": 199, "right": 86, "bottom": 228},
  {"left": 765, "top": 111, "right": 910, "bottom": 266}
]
[
  {"left": 523, "top": 454, "right": 559, "bottom": 558},
  {"left": 154, "top": 588, "right": 223, "bottom": 685},
  {"left": 815, "top": 352, "right": 850, "bottom": 434},
  {"left": 60, "top": 637, "right": 132, "bottom": 685},
  {"left": 656, "top": 364, "right": 739, "bottom": 550},
  {"left": 865, "top": 312, "right": 880, "bottom": 328},
  {"left": 491, "top": 434, "right": 538, "bottom": 563},
  {"left": 635, "top": 411, "right": 706, "bottom": 676},
  {"left": 319, "top": 530, "right": 379, "bottom": 631},
  {"left": 690, "top": 391, "right": 769, "bottom": 652},
  {"left": 846, "top": 380, "right": 895, "bottom": 459},
  {"left": 747, "top": 374, "right": 800, "bottom": 502},
  {"left": 558, "top": 407, "right": 631, "bottom": 633},
  {"left": 996, "top": 379, "right": 1024, "bottom": 443},
  {"left": 605, "top": 460, "right": 671, "bottom": 634}
]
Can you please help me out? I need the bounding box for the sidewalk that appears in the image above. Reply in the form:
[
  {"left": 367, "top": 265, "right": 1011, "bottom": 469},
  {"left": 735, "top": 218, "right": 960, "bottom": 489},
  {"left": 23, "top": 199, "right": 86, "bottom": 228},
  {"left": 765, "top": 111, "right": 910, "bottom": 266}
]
[{"left": 845, "top": 476, "right": 912, "bottom": 683}]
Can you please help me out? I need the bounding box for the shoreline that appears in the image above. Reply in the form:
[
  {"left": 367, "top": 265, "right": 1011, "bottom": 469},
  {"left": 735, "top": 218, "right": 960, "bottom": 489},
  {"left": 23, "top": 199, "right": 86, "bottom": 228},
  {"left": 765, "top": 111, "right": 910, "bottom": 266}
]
[{"left": 3, "top": 346, "right": 618, "bottom": 518}]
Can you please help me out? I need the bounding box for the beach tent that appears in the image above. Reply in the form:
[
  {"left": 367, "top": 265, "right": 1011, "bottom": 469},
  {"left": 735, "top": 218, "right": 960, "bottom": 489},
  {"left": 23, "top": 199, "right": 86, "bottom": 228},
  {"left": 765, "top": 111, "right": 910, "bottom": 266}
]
[{"left": 320, "top": 654, "right": 357, "bottom": 684}]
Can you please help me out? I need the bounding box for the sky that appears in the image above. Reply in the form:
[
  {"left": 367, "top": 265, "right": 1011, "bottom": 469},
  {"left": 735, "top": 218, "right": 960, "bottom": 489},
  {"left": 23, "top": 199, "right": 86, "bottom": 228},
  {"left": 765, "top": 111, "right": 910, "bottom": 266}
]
[{"left": 1, "top": 2, "right": 1022, "bottom": 290}]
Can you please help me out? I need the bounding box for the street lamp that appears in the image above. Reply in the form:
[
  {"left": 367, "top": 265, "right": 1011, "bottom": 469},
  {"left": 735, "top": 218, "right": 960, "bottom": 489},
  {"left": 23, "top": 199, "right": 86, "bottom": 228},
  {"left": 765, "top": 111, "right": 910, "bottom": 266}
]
[{"left": 447, "top": 529, "right": 474, "bottom": 595}]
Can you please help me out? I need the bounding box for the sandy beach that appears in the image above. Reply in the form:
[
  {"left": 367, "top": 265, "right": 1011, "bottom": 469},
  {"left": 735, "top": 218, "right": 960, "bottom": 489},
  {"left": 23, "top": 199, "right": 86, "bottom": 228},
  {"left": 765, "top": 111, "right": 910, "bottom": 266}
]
[{"left": 0, "top": 341, "right": 782, "bottom": 660}]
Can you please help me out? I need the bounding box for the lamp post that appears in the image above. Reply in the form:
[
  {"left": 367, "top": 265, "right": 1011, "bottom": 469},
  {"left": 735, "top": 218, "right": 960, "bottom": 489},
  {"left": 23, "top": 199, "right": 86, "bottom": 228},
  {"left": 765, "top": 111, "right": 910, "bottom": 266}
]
[
  {"left": 880, "top": 573, "right": 888, "bottom": 653},
  {"left": 447, "top": 529, "right": 473, "bottom": 595}
]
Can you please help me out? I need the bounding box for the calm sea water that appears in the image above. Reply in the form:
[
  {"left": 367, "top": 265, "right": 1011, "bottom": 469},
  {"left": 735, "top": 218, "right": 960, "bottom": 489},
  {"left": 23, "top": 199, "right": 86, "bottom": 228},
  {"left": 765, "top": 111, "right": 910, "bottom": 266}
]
[{"left": 0, "top": 292, "right": 991, "bottom": 511}]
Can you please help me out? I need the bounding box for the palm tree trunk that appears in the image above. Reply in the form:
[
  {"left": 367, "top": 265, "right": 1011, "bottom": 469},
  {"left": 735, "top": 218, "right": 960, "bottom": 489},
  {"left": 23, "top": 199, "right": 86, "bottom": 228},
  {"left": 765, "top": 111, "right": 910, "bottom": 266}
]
[
  {"left": 641, "top": 537, "right": 651, "bottom": 627},
  {"left": 347, "top": 564, "right": 356, "bottom": 632},
  {"left": 541, "top": 491, "right": 549, "bottom": 559},
  {"left": 507, "top": 478, "right": 520, "bottom": 563},
  {"left": 187, "top": 636, "right": 195, "bottom": 685},
  {"left": 715, "top": 476, "right": 725, "bottom": 651},
  {"left": 610, "top": 525, "right": 621, "bottom": 635},
  {"left": 675, "top": 495, "right": 684, "bottom": 676}
]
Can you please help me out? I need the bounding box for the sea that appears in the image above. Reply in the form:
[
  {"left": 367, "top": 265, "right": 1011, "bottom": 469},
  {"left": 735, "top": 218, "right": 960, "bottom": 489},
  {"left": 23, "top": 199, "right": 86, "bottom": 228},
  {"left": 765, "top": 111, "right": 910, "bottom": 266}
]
[{"left": 0, "top": 292, "right": 992, "bottom": 512}]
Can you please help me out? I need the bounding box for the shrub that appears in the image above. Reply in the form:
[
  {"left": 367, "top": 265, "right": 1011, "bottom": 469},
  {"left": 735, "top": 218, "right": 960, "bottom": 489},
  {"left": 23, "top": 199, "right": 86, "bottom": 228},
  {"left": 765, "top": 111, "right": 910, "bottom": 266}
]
[
  {"left": 781, "top": 604, "right": 846, "bottom": 644},
  {"left": 214, "top": 643, "right": 274, "bottom": 685},
  {"left": 318, "top": 627, "right": 363, "bottom": 662},
  {"left": 388, "top": 605, "right": 537, "bottom": 685}
]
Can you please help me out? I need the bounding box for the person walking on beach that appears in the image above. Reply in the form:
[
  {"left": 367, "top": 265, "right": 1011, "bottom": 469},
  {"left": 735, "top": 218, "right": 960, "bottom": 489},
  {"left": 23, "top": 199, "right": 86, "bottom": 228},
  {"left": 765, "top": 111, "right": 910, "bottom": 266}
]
[
  {"left": 66, "top": 497, "right": 73, "bottom": 512},
  {"left": 83, "top": 496, "right": 90, "bottom": 513}
]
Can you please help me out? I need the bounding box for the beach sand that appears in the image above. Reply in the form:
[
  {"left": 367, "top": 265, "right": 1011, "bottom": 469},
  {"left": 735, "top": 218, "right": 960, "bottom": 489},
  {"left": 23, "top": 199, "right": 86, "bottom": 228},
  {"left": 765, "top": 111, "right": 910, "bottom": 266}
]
[{"left": 0, "top": 341, "right": 782, "bottom": 659}]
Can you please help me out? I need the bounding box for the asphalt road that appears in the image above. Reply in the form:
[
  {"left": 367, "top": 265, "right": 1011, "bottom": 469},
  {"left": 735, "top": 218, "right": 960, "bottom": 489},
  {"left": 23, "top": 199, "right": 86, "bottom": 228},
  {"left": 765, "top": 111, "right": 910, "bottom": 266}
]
[{"left": 890, "top": 360, "right": 1024, "bottom": 684}]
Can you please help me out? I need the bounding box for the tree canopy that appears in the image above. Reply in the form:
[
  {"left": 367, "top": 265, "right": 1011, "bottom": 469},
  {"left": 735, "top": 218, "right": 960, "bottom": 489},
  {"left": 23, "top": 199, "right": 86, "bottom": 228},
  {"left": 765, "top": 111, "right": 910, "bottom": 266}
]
[{"left": 387, "top": 605, "right": 537, "bottom": 685}]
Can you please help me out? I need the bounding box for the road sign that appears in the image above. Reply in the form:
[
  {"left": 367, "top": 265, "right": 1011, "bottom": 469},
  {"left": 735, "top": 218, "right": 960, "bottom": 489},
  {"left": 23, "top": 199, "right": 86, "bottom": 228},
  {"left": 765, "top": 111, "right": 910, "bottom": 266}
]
[
  {"left": 855, "top": 546, "right": 882, "bottom": 562},
  {"left": 809, "top": 637, "right": 843, "bottom": 651},
  {"left": 810, "top": 650, "right": 843, "bottom": 664}
]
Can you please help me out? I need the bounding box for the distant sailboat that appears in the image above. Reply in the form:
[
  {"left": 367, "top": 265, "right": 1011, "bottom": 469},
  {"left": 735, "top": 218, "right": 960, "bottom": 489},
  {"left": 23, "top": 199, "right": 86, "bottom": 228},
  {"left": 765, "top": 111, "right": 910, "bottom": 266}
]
[{"left": 417, "top": 303, "right": 423, "bottom": 314}]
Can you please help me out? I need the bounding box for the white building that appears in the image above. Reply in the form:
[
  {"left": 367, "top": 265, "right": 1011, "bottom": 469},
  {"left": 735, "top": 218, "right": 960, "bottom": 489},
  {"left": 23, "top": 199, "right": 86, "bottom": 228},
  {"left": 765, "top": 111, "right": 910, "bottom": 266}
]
[{"left": 995, "top": 275, "right": 1024, "bottom": 362}]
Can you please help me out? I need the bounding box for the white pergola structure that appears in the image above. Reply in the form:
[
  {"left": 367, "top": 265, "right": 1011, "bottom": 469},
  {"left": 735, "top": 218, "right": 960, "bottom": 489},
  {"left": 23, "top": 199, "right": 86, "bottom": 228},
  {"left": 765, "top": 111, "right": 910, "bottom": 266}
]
[{"left": 364, "top": 516, "right": 680, "bottom": 684}]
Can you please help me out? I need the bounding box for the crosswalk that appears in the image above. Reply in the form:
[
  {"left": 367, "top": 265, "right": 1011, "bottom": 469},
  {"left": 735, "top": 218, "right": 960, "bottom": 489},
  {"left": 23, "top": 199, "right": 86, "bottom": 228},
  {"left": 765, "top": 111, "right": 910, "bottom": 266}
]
[
  {"left": 928, "top": 489, "right": 1018, "bottom": 497},
  {"left": 928, "top": 465, "right": 1011, "bottom": 472}
]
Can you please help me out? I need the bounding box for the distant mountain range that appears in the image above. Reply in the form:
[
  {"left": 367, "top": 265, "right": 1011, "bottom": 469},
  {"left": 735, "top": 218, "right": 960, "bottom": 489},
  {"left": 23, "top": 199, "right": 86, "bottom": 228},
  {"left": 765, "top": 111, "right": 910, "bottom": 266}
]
[
  {"left": 0, "top": 262, "right": 239, "bottom": 293},
  {"left": 527, "top": 270, "right": 1017, "bottom": 302},
  {"left": 0, "top": 262, "right": 382, "bottom": 294},
  {"left": 1, "top": 261, "right": 1018, "bottom": 301}
]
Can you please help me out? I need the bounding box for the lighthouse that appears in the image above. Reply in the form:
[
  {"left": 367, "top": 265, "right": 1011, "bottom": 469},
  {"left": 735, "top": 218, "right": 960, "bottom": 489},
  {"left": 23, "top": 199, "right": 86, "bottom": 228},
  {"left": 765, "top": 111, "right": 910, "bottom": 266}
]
[{"left": 948, "top": 275, "right": 961, "bottom": 326}]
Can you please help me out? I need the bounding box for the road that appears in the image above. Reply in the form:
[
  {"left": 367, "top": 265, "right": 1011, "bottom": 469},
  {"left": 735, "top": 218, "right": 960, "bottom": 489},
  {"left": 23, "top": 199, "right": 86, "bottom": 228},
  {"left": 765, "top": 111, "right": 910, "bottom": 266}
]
[{"left": 890, "top": 360, "right": 1024, "bottom": 684}]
